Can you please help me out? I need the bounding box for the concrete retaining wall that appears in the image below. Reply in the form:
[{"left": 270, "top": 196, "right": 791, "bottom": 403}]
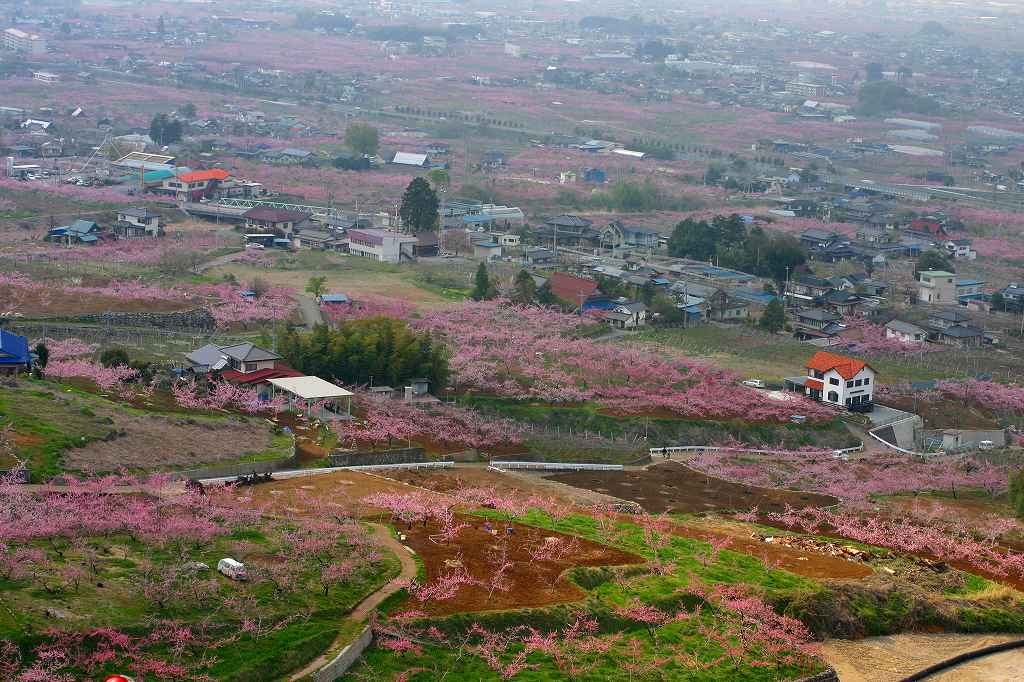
[
  {"left": 313, "top": 625, "right": 373, "bottom": 682},
  {"left": 330, "top": 447, "right": 425, "bottom": 467},
  {"left": 173, "top": 456, "right": 299, "bottom": 482},
  {"left": 919, "top": 428, "right": 1007, "bottom": 451}
]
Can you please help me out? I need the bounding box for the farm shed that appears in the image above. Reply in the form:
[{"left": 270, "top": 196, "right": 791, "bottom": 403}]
[{"left": 268, "top": 376, "right": 354, "bottom": 420}]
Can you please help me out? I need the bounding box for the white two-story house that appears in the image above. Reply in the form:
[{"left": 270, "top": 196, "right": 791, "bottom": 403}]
[{"left": 789, "top": 351, "right": 875, "bottom": 409}]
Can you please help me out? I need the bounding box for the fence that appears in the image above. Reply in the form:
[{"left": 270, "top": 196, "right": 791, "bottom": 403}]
[
  {"left": 648, "top": 444, "right": 864, "bottom": 457},
  {"left": 340, "top": 461, "right": 454, "bottom": 471},
  {"left": 489, "top": 461, "right": 624, "bottom": 472},
  {"left": 312, "top": 625, "right": 373, "bottom": 682}
]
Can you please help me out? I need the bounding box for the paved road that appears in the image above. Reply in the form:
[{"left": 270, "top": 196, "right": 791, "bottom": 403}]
[
  {"left": 288, "top": 523, "right": 418, "bottom": 681},
  {"left": 297, "top": 295, "right": 324, "bottom": 329},
  {"left": 823, "top": 633, "right": 1024, "bottom": 682},
  {"left": 196, "top": 250, "right": 247, "bottom": 274}
]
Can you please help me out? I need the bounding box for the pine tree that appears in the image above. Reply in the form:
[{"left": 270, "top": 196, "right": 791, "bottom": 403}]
[
  {"left": 511, "top": 269, "right": 537, "bottom": 305},
  {"left": 759, "top": 299, "right": 786, "bottom": 334},
  {"left": 471, "top": 262, "right": 497, "bottom": 301}
]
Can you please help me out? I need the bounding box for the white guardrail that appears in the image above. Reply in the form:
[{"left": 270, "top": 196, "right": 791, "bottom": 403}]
[
  {"left": 340, "top": 461, "right": 454, "bottom": 471},
  {"left": 489, "top": 461, "right": 624, "bottom": 472},
  {"left": 649, "top": 444, "right": 864, "bottom": 457}
]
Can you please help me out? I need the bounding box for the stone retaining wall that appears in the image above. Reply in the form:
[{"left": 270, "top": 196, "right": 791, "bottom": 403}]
[{"left": 329, "top": 447, "right": 426, "bottom": 467}]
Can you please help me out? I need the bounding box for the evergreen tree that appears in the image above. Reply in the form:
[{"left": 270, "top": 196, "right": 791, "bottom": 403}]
[
  {"left": 511, "top": 269, "right": 537, "bottom": 305},
  {"left": 759, "top": 299, "right": 786, "bottom": 334},
  {"left": 471, "top": 262, "right": 497, "bottom": 301},
  {"left": 399, "top": 178, "right": 440, "bottom": 233},
  {"left": 344, "top": 123, "right": 380, "bottom": 156},
  {"left": 32, "top": 343, "right": 49, "bottom": 370}
]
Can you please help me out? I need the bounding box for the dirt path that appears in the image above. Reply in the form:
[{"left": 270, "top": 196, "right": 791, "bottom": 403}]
[
  {"left": 822, "top": 633, "right": 1024, "bottom": 681},
  {"left": 288, "top": 523, "right": 417, "bottom": 681}
]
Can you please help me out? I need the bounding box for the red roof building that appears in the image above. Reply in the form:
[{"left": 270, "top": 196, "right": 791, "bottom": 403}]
[
  {"left": 548, "top": 273, "right": 599, "bottom": 308},
  {"left": 161, "top": 168, "right": 232, "bottom": 201}
]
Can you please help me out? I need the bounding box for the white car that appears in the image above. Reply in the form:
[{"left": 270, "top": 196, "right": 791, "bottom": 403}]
[
  {"left": 742, "top": 379, "right": 765, "bottom": 388},
  {"left": 245, "top": 242, "right": 265, "bottom": 249}
]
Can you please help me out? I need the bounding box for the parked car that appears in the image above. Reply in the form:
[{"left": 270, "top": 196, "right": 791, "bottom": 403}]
[
  {"left": 742, "top": 379, "right": 765, "bottom": 388},
  {"left": 217, "top": 558, "right": 247, "bottom": 581},
  {"left": 979, "top": 440, "right": 995, "bottom": 450}
]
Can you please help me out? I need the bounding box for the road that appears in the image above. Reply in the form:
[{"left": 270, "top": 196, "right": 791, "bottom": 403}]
[
  {"left": 297, "top": 295, "right": 324, "bottom": 329},
  {"left": 822, "top": 633, "right": 1024, "bottom": 682},
  {"left": 288, "top": 523, "right": 418, "bottom": 681}
]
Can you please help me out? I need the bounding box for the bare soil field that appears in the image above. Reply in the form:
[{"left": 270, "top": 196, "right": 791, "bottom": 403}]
[
  {"left": 14, "top": 288, "right": 192, "bottom": 317},
  {"left": 387, "top": 466, "right": 622, "bottom": 507},
  {"left": 675, "top": 518, "right": 873, "bottom": 581},
  {"left": 65, "top": 413, "right": 275, "bottom": 472},
  {"left": 878, "top": 395, "right": 1001, "bottom": 430},
  {"left": 399, "top": 513, "right": 641, "bottom": 617},
  {"left": 822, "top": 633, "right": 1024, "bottom": 682},
  {"left": 246, "top": 470, "right": 419, "bottom": 517},
  {"left": 547, "top": 461, "right": 839, "bottom": 514}
]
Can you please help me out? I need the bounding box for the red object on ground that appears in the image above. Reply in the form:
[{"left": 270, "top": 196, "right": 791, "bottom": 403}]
[{"left": 104, "top": 675, "right": 134, "bottom": 682}]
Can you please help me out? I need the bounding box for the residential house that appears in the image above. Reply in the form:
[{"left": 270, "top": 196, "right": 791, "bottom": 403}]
[
  {"left": 493, "top": 233, "right": 521, "bottom": 248},
  {"left": 799, "top": 229, "right": 844, "bottom": 251},
  {"left": 956, "top": 278, "right": 986, "bottom": 301},
  {"left": 934, "top": 324, "right": 984, "bottom": 348},
  {"left": 537, "top": 215, "right": 600, "bottom": 248},
  {"left": 0, "top": 329, "right": 31, "bottom": 375},
  {"left": 786, "top": 351, "right": 875, "bottom": 409},
  {"left": 603, "top": 301, "right": 648, "bottom": 329},
  {"left": 705, "top": 289, "right": 749, "bottom": 322},
  {"left": 925, "top": 309, "right": 984, "bottom": 348},
  {"left": 786, "top": 274, "right": 834, "bottom": 305},
  {"left": 917, "top": 270, "right": 956, "bottom": 305},
  {"left": 944, "top": 239, "right": 977, "bottom": 261},
  {"left": 346, "top": 229, "right": 417, "bottom": 263},
  {"left": 821, "top": 290, "right": 865, "bottom": 317},
  {"left": 998, "top": 284, "right": 1024, "bottom": 310},
  {"left": 243, "top": 207, "right": 311, "bottom": 236},
  {"left": 600, "top": 220, "right": 660, "bottom": 251},
  {"left": 885, "top": 320, "right": 928, "bottom": 344},
  {"left": 185, "top": 342, "right": 301, "bottom": 400},
  {"left": 115, "top": 208, "right": 162, "bottom": 239},
  {"left": 793, "top": 309, "right": 844, "bottom": 341},
  {"left": 47, "top": 219, "right": 104, "bottom": 245},
  {"left": 161, "top": 169, "right": 231, "bottom": 202},
  {"left": 294, "top": 227, "right": 345, "bottom": 251},
  {"left": 263, "top": 148, "right": 313, "bottom": 165},
  {"left": 472, "top": 240, "right": 502, "bottom": 261},
  {"left": 905, "top": 216, "right": 947, "bottom": 240},
  {"left": 522, "top": 247, "right": 556, "bottom": 265}
]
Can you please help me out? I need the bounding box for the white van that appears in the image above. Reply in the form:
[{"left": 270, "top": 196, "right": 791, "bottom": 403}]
[
  {"left": 978, "top": 440, "right": 995, "bottom": 451},
  {"left": 217, "top": 558, "right": 248, "bottom": 581}
]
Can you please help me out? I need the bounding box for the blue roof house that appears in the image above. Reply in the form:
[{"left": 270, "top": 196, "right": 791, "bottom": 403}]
[
  {"left": 47, "top": 219, "right": 102, "bottom": 245},
  {"left": 0, "top": 329, "right": 32, "bottom": 374}
]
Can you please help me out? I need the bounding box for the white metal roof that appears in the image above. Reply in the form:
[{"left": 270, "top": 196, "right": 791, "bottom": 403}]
[
  {"left": 392, "top": 152, "right": 428, "bottom": 166},
  {"left": 268, "top": 376, "right": 353, "bottom": 400},
  {"left": 611, "top": 148, "right": 646, "bottom": 158}
]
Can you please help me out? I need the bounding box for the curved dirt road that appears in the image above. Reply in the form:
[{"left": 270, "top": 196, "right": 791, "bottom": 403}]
[
  {"left": 822, "top": 633, "right": 1024, "bottom": 681},
  {"left": 288, "top": 523, "right": 417, "bottom": 680}
]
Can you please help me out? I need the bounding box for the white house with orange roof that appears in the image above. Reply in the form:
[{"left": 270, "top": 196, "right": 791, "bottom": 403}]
[{"left": 786, "top": 351, "right": 875, "bottom": 409}]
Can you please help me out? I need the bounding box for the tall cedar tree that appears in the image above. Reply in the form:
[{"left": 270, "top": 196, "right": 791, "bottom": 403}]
[
  {"left": 399, "top": 178, "right": 440, "bottom": 233},
  {"left": 471, "top": 262, "right": 497, "bottom": 301},
  {"left": 759, "top": 299, "right": 786, "bottom": 333},
  {"left": 279, "top": 318, "right": 448, "bottom": 391}
]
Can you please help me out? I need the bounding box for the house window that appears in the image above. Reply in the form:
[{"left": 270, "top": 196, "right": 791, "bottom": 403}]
[
  {"left": 846, "top": 380, "right": 854, "bottom": 388},
  {"left": 829, "top": 378, "right": 839, "bottom": 386},
  {"left": 827, "top": 391, "right": 839, "bottom": 402},
  {"left": 863, "top": 378, "right": 870, "bottom": 385},
  {"left": 855, "top": 379, "right": 862, "bottom": 387}
]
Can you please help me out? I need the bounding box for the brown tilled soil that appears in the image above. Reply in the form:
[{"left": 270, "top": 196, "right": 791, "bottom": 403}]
[
  {"left": 14, "top": 288, "right": 192, "bottom": 317},
  {"left": 387, "top": 466, "right": 621, "bottom": 507},
  {"left": 65, "top": 413, "right": 274, "bottom": 472},
  {"left": 246, "top": 470, "right": 420, "bottom": 517},
  {"left": 398, "top": 514, "right": 642, "bottom": 617},
  {"left": 548, "top": 461, "right": 838, "bottom": 514},
  {"left": 877, "top": 395, "right": 1000, "bottom": 430}
]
